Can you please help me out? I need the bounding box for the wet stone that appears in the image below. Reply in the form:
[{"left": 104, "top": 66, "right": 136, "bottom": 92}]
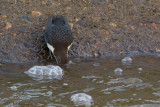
[
  {"left": 22, "top": 16, "right": 32, "bottom": 22},
  {"left": 150, "top": 50, "right": 156, "bottom": 54}
]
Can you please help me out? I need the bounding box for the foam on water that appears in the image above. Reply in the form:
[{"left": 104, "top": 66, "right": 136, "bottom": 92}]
[
  {"left": 114, "top": 68, "right": 123, "bottom": 75},
  {"left": 25, "top": 65, "right": 63, "bottom": 80},
  {"left": 71, "top": 93, "right": 93, "bottom": 107},
  {"left": 121, "top": 57, "right": 132, "bottom": 64}
]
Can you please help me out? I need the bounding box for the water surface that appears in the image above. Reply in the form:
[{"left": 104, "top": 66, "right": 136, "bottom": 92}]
[{"left": 0, "top": 55, "right": 160, "bottom": 106}]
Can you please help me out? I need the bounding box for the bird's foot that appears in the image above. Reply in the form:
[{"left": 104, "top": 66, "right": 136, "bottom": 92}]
[{"left": 47, "top": 50, "right": 54, "bottom": 60}]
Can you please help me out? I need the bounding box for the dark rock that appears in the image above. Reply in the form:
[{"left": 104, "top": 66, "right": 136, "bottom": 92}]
[
  {"left": 92, "top": 0, "right": 98, "bottom": 5},
  {"left": 101, "top": 0, "right": 106, "bottom": 2},
  {"left": 115, "top": 5, "right": 122, "bottom": 9},
  {"left": 22, "top": 16, "right": 32, "bottom": 22},
  {"left": 32, "top": 49, "right": 40, "bottom": 53},
  {"left": 144, "top": 1, "right": 151, "bottom": 6},
  {"left": 39, "top": 16, "right": 45, "bottom": 22},
  {"left": 153, "top": 6, "right": 159, "bottom": 12},
  {"left": 77, "top": 20, "right": 86, "bottom": 26},
  {"left": 104, "top": 51, "right": 111, "bottom": 57},
  {"left": 1, "top": 51, "right": 10, "bottom": 61},
  {"left": 150, "top": 50, "right": 156, "bottom": 54},
  {"left": 97, "top": 51, "right": 103, "bottom": 56},
  {"left": 23, "top": 42, "right": 34, "bottom": 48},
  {"left": 124, "top": 50, "right": 131, "bottom": 55},
  {"left": 133, "top": 0, "right": 142, "bottom": 5},
  {"left": 93, "top": 32, "right": 100, "bottom": 36},
  {"left": 112, "top": 30, "right": 121, "bottom": 34},
  {"left": 89, "top": 40, "right": 97, "bottom": 44},
  {"left": 92, "top": 0, "right": 106, "bottom": 4},
  {"left": 19, "top": 27, "right": 26, "bottom": 33}
]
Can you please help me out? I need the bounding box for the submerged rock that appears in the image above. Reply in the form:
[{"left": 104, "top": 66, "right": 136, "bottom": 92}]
[
  {"left": 71, "top": 93, "right": 93, "bottom": 107},
  {"left": 25, "top": 65, "right": 63, "bottom": 80}
]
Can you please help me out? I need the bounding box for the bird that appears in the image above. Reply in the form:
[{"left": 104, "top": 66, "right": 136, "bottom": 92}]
[{"left": 44, "top": 15, "right": 73, "bottom": 64}]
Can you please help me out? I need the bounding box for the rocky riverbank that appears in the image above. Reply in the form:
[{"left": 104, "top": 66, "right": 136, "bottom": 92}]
[{"left": 0, "top": 0, "right": 160, "bottom": 63}]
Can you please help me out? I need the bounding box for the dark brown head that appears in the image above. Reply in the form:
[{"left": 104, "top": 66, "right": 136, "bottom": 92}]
[{"left": 53, "top": 46, "right": 69, "bottom": 64}]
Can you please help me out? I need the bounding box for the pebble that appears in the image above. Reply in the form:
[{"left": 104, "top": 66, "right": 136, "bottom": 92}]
[
  {"left": 22, "top": 16, "right": 32, "bottom": 22},
  {"left": 77, "top": 20, "right": 86, "bottom": 26},
  {"left": 69, "top": 23, "right": 73, "bottom": 29},
  {"left": 114, "top": 68, "right": 123, "bottom": 75},
  {"left": 5, "top": 22, "right": 12, "bottom": 29},
  {"left": 92, "top": 0, "right": 98, "bottom": 4},
  {"left": 2, "top": 15, "right": 7, "bottom": 18},
  {"left": 32, "top": 11, "right": 42, "bottom": 16},
  {"left": 109, "top": 22, "right": 117, "bottom": 27},
  {"left": 23, "top": 42, "right": 34, "bottom": 48},
  {"left": 144, "top": 1, "right": 151, "bottom": 6},
  {"left": 71, "top": 93, "right": 93, "bottom": 107},
  {"left": 131, "top": 26, "right": 136, "bottom": 30},
  {"left": 115, "top": 5, "right": 122, "bottom": 9},
  {"left": 19, "top": 27, "right": 26, "bottom": 33},
  {"left": 133, "top": 0, "right": 142, "bottom": 5}
]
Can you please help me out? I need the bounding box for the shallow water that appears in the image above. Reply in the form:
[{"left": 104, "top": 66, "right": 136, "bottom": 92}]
[{"left": 0, "top": 55, "right": 160, "bottom": 106}]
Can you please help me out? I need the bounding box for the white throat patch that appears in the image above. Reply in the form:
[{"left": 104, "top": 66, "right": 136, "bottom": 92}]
[
  {"left": 68, "top": 43, "right": 72, "bottom": 51},
  {"left": 47, "top": 43, "right": 55, "bottom": 53}
]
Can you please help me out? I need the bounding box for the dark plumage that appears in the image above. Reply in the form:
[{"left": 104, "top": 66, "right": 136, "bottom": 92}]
[{"left": 45, "top": 15, "right": 73, "bottom": 64}]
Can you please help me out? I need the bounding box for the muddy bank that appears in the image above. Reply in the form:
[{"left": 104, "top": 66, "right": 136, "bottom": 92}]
[{"left": 0, "top": 0, "right": 160, "bottom": 63}]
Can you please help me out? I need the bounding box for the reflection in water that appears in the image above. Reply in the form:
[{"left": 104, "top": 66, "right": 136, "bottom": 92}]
[{"left": 0, "top": 55, "right": 160, "bottom": 106}]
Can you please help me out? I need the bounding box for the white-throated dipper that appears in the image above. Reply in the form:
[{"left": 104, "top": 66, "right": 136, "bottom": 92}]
[{"left": 45, "top": 15, "right": 73, "bottom": 64}]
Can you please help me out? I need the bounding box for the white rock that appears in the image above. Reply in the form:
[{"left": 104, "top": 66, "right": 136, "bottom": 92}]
[
  {"left": 121, "top": 57, "right": 132, "bottom": 64},
  {"left": 114, "top": 68, "right": 123, "bottom": 75},
  {"left": 71, "top": 93, "right": 93, "bottom": 107},
  {"left": 25, "top": 65, "right": 63, "bottom": 79}
]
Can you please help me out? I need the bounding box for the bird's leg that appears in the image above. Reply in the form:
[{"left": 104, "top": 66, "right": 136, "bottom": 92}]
[{"left": 47, "top": 50, "right": 54, "bottom": 60}]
